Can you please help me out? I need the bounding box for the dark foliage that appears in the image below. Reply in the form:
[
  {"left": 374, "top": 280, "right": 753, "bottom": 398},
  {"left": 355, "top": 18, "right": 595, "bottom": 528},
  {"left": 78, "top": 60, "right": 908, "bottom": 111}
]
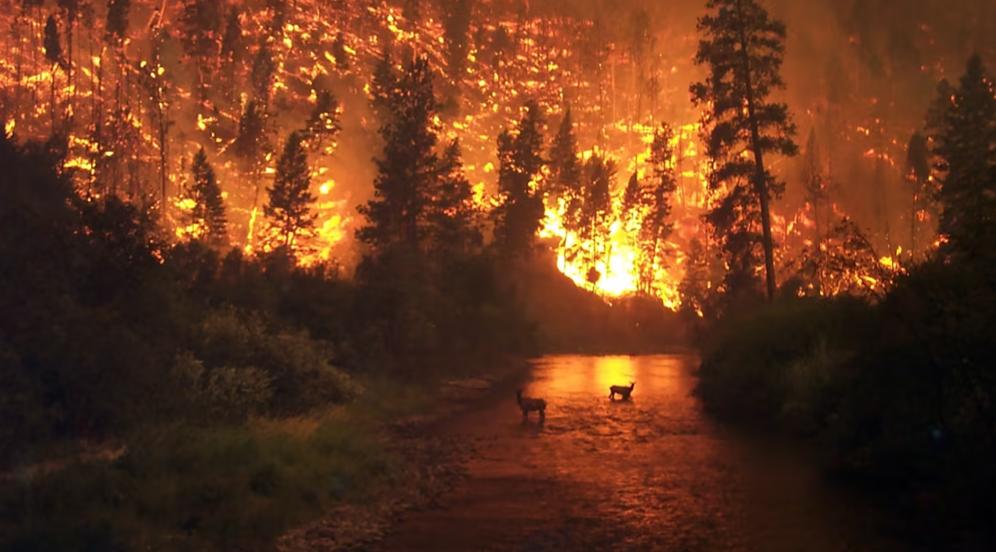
[{"left": 691, "top": 0, "right": 798, "bottom": 302}]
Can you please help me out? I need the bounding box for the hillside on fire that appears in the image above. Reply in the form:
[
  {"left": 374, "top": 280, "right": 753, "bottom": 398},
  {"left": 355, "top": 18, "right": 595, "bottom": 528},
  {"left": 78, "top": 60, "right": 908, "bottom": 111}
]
[{"left": 1, "top": 0, "right": 994, "bottom": 550}]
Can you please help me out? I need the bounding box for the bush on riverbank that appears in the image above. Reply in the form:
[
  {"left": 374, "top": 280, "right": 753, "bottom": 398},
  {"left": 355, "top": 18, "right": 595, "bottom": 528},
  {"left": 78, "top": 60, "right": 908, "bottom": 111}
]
[
  {"left": 0, "top": 413, "right": 395, "bottom": 550},
  {"left": 696, "top": 255, "right": 996, "bottom": 543},
  {"left": 697, "top": 296, "right": 874, "bottom": 433}
]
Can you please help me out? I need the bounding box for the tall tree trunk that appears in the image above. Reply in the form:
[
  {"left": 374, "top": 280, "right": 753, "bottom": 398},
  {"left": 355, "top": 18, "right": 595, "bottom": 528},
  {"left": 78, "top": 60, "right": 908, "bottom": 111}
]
[{"left": 735, "top": 0, "right": 777, "bottom": 301}]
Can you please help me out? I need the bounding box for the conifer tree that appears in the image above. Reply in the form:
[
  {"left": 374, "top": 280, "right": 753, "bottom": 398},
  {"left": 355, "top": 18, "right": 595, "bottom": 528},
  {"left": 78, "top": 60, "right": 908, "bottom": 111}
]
[
  {"left": 577, "top": 153, "right": 615, "bottom": 286},
  {"left": 358, "top": 55, "right": 440, "bottom": 251},
  {"left": 547, "top": 106, "right": 582, "bottom": 205},
  {"left": 926, "top": 55, "right": 996, "bottom": 258},
  {"left": 637, "top": 125, "right": 678, "bottom": 293},
  {"left": 265, "top": 131, "right": 316, "bottom": 250},
  {"left": 492, "top": 100, "right": 545, "bottom": 257},
  {"left": 691, "top": 0, "right": 798, "bottom": 301},
  {"left": 429, "top": 140, "right": 483, "bottom": 257},
  {"left": 547, "top": 106, "right": 584, "bottom": 259},
  {"left": 188, "top": 147, "right": 228, "bottom": 248},
  {"left": 233, "top": 100, "right": 271, "bottom": 208}
]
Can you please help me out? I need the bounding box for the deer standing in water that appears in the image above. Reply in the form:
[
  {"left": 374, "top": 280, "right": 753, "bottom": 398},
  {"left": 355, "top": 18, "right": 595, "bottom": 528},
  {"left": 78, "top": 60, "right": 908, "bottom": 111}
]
[
  {"left": 609, "top": 382, "right": 635, "bottom": 401},
  {"left": 516, "top": 389, "right": 546, "bottom": 420}
]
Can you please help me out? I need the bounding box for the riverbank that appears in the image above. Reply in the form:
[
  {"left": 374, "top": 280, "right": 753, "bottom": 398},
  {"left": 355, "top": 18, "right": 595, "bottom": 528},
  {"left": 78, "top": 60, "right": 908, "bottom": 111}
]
[{"left": 0, "top": 361, "right": 533, "bottom": 551}]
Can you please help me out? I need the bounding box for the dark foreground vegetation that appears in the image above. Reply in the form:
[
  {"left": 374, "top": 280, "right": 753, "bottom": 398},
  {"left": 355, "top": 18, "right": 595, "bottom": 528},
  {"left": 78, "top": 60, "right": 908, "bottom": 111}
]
[
  {"left": 0, "top": 130, "right": 679, "bottom": 549},
  {"left": 696, "top": 55, "right": 996, "bottom": 548}
]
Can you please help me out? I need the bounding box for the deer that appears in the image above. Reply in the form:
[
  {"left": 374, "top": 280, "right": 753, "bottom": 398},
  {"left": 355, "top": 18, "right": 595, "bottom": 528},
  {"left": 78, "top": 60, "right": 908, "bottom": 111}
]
[
  {"left": 609, "top": 382, "right": 636, "bottom": 401},
  {"left": 516, "top": 389, "right": 546, "bottom": 421}
]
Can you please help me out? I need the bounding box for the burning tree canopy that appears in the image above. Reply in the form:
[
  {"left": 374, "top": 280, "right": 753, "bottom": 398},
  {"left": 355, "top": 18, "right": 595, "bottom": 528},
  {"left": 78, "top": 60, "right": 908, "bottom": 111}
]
[{"left": 0, "top": 0, "right": 991, "bottom": 310}]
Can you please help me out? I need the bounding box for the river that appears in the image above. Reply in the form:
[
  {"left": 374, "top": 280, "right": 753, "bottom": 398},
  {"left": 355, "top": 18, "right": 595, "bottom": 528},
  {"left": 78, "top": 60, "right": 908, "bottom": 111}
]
[{"left": 378, "top": 355, "right": 903, "bottom": 551}]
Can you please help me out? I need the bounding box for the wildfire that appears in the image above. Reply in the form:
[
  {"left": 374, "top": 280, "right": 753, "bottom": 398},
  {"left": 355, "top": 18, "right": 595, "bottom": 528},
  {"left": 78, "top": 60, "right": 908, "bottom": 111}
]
[{"left": 0, "top": 0, "right": 924, "bottom": 309}]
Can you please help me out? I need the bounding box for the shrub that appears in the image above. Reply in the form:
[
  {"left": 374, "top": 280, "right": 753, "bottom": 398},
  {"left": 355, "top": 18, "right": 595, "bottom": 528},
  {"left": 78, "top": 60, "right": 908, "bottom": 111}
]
[
  {"left": 696, "top": 296, "right": 873, "bottom": 430},
  {"left": 0, "top": 418, "right": 395, "bottom": 550}
]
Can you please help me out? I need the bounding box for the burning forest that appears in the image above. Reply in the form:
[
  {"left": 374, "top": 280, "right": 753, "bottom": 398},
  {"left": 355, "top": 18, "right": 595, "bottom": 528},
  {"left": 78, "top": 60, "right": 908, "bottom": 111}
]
[
  {"left": 1, "top": 0, "right": 994, "bottom": 550},
  {"left": 5, "top": 0, "right": 989, "bottom": 306}
]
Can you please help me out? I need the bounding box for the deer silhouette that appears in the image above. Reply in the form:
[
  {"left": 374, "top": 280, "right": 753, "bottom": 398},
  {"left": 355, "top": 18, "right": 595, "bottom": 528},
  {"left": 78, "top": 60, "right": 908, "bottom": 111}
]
[
  {"left": 609, "top": 382, "right": 636, "bottom": 401},
  {"left": 516, "top": 389, "right": 546, "bottom": 420}
]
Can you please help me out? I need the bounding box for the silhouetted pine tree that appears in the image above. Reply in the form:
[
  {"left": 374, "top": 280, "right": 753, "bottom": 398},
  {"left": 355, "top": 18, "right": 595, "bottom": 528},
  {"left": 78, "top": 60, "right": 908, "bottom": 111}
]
[
  {"left": 492, "top": 100, "right": 545, "bottom": 258},
  {"left": 637, "top": 125, "right": 677, "bottom": 293},
  {"left": 926, "top": 55, "right": 996, "bottom": 258},
  {"left": 188, "top": 147, "right": 228, "bottom": 248},
  {"left": 358, "top": 56, "right": 440, "bottom": 251},
  {"left": 691, "top": 0, "right": 798, "bottom": 301},
  {"left": 577, "top": 153, "right": 614, "bottom": 286},
  {"left": 547, "top": 106, "right": 585, "bottom": 264},
  {"left": 429, "top": 140, "right": 482, "bottom": 257},
  {"left": 265, "top": 131, "right": 316, "bottom": 250},
  {"left": 233, "top": 100, "right": 271, "bottom": 209},
  {"left": 547, "top": 106, "right": 582, "bottom": 208}
]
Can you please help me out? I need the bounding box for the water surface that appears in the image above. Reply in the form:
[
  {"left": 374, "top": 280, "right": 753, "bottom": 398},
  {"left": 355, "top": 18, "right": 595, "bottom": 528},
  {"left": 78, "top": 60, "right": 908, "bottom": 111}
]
[{"left": 379, "top": 355, "right": 900, "bottom": 551}]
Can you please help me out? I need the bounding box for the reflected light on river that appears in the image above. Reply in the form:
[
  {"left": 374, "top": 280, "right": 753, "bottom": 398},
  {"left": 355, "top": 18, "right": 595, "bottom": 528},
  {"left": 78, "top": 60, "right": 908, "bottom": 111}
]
[{"left": 527, "top": 355, "right": 684, "bottom": 403}]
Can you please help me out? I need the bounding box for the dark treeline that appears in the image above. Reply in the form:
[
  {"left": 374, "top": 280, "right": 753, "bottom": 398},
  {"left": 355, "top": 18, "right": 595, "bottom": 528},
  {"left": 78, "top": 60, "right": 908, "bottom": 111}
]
[{"left": 693, "top": 24, "right": 996, "bottom": 544}]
